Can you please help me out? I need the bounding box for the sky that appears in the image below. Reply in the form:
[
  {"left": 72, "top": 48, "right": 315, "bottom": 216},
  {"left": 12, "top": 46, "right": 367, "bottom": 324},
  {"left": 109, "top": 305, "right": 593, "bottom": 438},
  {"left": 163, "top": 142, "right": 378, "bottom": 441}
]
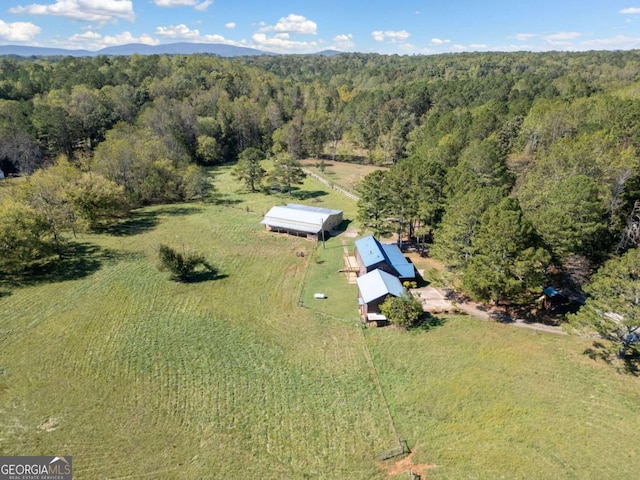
[{"left": 0, "top": 0, "right": 639, "bottom": 54}]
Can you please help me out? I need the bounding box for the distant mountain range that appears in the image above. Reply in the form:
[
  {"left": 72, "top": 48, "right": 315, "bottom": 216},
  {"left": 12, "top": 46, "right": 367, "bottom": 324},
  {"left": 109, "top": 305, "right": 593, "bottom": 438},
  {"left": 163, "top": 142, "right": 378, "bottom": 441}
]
[{"left": 0, "top": 43, "right": 345, "bottom": 58}]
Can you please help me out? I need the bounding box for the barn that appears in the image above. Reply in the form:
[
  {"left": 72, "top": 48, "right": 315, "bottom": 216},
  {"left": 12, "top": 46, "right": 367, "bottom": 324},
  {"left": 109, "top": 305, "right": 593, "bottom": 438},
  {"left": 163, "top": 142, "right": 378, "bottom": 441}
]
[
  {"left": 354, "top": 235, "right": 415, "bottom": 280},
  {"left": 356, "top": 268, "right": 406, "bottom": 321},
  {"left": 261, "top": 203, "right": 343, "bottom": 238}
]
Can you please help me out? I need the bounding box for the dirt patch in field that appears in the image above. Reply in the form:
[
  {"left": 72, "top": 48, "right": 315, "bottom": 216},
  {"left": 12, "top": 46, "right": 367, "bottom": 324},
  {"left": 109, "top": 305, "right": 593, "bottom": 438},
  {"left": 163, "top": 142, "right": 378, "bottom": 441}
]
[
  {"left": 382, "top": 452, "right": 437, "bottom": 478},
  {"left": 38, "top": 417, "right": 59, "bottom": 432}
]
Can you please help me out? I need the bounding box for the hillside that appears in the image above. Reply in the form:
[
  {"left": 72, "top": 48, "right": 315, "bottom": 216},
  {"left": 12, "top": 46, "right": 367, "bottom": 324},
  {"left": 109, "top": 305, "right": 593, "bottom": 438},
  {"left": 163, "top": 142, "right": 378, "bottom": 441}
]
[{"left": 0, "top": 42, "right": 273, "bottom": 57}]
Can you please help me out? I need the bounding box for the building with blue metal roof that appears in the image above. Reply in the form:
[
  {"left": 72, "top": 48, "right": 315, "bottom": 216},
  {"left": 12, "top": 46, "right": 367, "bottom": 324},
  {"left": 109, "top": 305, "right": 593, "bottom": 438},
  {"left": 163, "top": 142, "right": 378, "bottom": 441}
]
[
  {"left": 354, "top": 235, "right": 415, "bottom": 280},
  {"left": 356, "top": 269, "right": 406, "bottom": 320}
]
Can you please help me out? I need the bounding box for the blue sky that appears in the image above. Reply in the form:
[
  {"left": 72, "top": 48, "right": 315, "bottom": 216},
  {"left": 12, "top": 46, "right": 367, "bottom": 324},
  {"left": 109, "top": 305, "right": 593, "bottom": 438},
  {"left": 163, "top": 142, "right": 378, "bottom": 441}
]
[{"left": 1, "top": 0, "right": 639, "bottom": 54}]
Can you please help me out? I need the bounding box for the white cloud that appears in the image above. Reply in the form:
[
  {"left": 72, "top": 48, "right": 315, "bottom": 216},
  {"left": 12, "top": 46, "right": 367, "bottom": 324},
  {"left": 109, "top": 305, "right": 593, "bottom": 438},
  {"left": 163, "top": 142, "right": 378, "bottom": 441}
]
[
  {"left": 154, "top": 24, "right": 228, "bottom": 43},
  {"left": 452, "top": 43, "right": 488, "bottom": 51},
  {"left": 371, "top": 30, "right": 410, "bottom": 42},
  {"left": 619, "top": 7, "right": 640, "bottom": 14},
  {"left": 64, "top": 30, "right": 159, "bottom": 50},
  {"left": 545, "top": 31, "right": 581, "bottom": 41},
  {"left": 542, "top": 31, "right": 582, "bottom": 48},
  {"left": 225, "top": 22, "right": 236, "bottom": 29},
  {"left": 0, "top": 19, "right": 41, "bottom": 42},
  {"left": 251, "top": 32, "right": 318, "bottom": 53},
  {"left": 155, "top": 24, "right": 200, "bottom": 40},
  {"left": 332, "top": 33, "right": 354, "bottom": 50},
  {"left": 430, "top": 38, "right": 450, "bottom": 45},
  {"left": 9, "top": 0, "right": 135, "bottom": 23},
  {"left": 74, "top": 30, "right": 101, "bottom": 40},
  {"left": 194, "top": 0, "right": 212, "bottom": 12},
  {"left": 262, "top": 14, "right": 317, "bottom": 35},
  {"left": 153, "top": 0, "right": 213, "bottom": 9},
  {"left": 495, "top": 43, "right": 536, "bottom": 52},
  {"left": 515, "top": 33, "right": 538, "bottom": 41},
  {"left": 251, "top": 14, "right": 317, "bottom": 53},
  {"left": 579, "top": 34, "right": 640, "bottom": 50}
]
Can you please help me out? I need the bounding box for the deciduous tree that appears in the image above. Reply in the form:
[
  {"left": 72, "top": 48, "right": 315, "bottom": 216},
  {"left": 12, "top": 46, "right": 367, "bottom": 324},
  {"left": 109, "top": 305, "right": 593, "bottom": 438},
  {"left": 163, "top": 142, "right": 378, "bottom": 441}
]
[
  {"left": 157, "top": 244, "right": 217, "bottom": 282},
  {"left": 0, "top": 197, "right": 52, "bottom": 274},
  {"left": 380, "top": 291, "right": 424, "bottom": 329}
]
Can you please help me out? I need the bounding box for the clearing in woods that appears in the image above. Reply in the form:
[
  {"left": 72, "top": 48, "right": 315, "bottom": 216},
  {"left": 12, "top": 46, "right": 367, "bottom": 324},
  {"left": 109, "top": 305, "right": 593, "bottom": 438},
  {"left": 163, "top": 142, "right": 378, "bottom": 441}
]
[
  {"left": 300, "top": 158, "right": 386, "bottom": 194},
  {"left": 1, "top": 164, "right": 640, "bottom": 479}
]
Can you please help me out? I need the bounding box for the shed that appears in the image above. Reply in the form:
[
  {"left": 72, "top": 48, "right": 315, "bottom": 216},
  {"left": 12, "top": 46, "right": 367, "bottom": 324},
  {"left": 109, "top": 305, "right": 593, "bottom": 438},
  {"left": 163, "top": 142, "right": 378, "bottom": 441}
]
[
  {"left": 261, "top": 203, "right": 343, "bottom": 238},
  {"left": 356, "top": 269, "right": 405, "bottom": 319},
  {"left": 354, "top": 235, "right": 415, "bottom": 279},
  {"left": 541, "top": 286, "right": 585, "bottom": 313}
]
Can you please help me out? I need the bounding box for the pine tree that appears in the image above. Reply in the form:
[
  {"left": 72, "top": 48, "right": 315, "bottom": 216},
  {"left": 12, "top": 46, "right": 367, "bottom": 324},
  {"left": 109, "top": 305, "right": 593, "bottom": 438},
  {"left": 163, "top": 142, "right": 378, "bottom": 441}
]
[
  {"left": 570, "top": 248, "right": 640, "bottom": 359},
  {"left": 463, "top": 197, "right": 550, "bottom": 305}
]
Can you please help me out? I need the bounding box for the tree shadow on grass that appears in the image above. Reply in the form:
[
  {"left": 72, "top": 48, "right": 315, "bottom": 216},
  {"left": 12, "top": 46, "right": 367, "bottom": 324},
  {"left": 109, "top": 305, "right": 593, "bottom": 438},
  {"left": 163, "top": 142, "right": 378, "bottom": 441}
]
[
  {"left": 331, "top": 219, "right": 353, "bottom": 234},
  {"left": 215, "top": 198, "right": 243, "bottom": 206},
  {"left": 152, "top": 205, "right": 204, "bottom": 216},
  {"left": 101, "top": 205, "right": 203, "bottom": 237},
  {"left": 1, "top": 242, "right": 123, "bottom": 290},
  {"left": 412, "top": 313, "right": 449, "bottom": 332},
  {"left": 290, "top": 189, "right": 328, "bottom": 201},
  {"left": 583, "top": 341, "right": 640, "bottom": 376},
  {"left": 101, "top": 211, "right": 159, "bottom": 236},
  {"left": 185, "top": 272, "right": 229, "bottom": 283}
]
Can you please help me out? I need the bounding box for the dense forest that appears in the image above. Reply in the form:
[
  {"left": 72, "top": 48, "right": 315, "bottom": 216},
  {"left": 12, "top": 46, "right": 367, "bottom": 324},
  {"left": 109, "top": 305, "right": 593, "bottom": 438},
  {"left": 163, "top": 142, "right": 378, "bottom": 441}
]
[{"left": 1, "top": 50, "right": 639, "bottom": 340}]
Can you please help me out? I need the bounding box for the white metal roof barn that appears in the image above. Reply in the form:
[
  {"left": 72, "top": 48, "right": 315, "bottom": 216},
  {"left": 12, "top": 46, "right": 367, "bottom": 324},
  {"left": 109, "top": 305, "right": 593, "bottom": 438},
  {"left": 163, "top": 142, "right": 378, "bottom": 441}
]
[{"left": 261, "top": 203, "right": 343, "bottom": 237}]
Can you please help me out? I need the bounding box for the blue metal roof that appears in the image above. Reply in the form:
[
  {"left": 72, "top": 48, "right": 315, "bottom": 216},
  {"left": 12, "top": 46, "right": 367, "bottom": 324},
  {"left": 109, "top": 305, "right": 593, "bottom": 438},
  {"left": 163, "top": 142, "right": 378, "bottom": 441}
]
[
  {"left": 381, "top": 244, "right": 415, "bottom": 279},
  {"left": 543, "top": 286, "right": 561, "bottom": 298},
  {"left": 355, "top": 235, "right": 415, "bottom": 279},
  {"left": 355, "top": 235, "right": 386, "bottom": 267},
  {"left": 356, "top": 269, "right": 405, "bottom": 304}
]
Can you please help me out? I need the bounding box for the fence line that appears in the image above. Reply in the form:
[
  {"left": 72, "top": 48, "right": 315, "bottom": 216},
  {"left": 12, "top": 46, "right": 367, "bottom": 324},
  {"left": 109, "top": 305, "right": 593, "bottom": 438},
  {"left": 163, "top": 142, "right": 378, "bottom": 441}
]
[
  {"left": 302, "top": 168, "right": 360, "bottom": 202},
  {"left": 357, "top": 324, "right": 408, "bottom": 461}
]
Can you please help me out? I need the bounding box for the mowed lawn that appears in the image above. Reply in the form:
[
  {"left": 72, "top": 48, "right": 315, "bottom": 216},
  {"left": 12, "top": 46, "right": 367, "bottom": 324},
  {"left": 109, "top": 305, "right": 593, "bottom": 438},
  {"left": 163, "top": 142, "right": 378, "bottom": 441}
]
[
  {"left": 2, "top": 164, "right": 640, "bottom": 479},
  {"left": 0, "top": 167, "right": 394, "bottom": 479},
  {"left": 368, "top": 319, "right": 640, "bottom": 479}
]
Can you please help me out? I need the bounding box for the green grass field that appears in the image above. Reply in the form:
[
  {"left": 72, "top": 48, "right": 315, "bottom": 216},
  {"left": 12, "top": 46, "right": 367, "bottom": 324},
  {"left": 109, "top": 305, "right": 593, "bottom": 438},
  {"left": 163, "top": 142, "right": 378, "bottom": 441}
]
[
  {"left": 368, "top": 318, "right": 640, "bottom": 479},
  {"left": 300, "top": 159, "right": 386, "bottom": 194},
  {"left": 2, "top": 164, "right": 640, "bottom": 479}
]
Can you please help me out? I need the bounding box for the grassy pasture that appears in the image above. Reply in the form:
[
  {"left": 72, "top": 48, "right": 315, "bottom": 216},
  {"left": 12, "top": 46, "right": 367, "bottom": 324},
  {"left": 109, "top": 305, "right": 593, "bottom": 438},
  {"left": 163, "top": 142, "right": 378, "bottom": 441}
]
[
  {"left": 2, "top": 163, "right": 640, "bottom": 479},
  {"left": 300, "top": 159, "right": 386, "bottom": 195},
  {"left": 369, "top": 318, "right": 640, "bottom": 479},
  {"left": 0, "top": 167, "right": 393, "bottom": 479}
]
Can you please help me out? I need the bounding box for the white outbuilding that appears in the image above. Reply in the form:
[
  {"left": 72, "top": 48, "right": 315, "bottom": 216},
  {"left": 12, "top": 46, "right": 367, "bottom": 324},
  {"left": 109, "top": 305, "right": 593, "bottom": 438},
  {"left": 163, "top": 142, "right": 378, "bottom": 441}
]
[{"left": 261, "top": 203, "right": 343, "bottom": 238}]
